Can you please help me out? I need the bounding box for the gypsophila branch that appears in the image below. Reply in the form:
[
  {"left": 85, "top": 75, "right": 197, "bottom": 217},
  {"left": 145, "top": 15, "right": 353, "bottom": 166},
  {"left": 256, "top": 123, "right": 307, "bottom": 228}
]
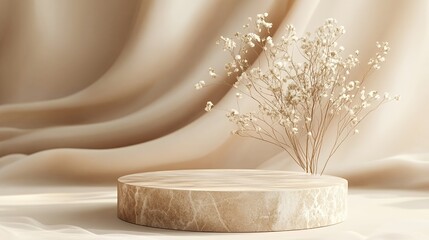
[{"left": 196, "top": 14, "right": 399, "bottom": 174}]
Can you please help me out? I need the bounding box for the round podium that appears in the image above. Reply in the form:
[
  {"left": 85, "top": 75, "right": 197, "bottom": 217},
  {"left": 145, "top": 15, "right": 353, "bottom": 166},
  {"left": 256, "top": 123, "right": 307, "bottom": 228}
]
[{"left": 117, "top": 169, "right": 347, "bottom": 232}]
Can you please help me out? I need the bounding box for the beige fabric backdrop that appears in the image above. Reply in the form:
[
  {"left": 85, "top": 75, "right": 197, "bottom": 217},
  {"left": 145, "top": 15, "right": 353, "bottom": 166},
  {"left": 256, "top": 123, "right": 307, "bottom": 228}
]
[{"left": 0, "top": 0, "right": 428, "bottom": 239}]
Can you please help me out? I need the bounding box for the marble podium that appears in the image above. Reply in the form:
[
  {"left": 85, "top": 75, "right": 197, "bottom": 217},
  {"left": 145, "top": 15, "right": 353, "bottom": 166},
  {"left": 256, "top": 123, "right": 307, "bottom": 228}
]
[{"left": 117, "top": 169, "right": 347, "bottom": 232}]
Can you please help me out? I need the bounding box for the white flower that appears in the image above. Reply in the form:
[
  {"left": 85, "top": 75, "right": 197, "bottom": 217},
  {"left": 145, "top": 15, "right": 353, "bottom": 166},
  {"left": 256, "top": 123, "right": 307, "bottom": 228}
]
[
  {"left": 227, "top": 109, "right": 239, "bottom": 117},
  {"left": 360, "top": 90, "right": 366, "bottom": 100},
  {"left": 376, "top": 42, "right": 382, "bottom": 48},
  {"left": 292, "top": 127, "right": 298, "bottom": 134},
  {"left": 274, "top": 61, "right": 283, "bottom": 68},
  {"left": 362, "top": 101, "right": 370, "bottom": 108},
  {"left": 205, "top": 101, "right": 214, "bottom": 112},
  {"left": 208, "top": 68, "right": 217, "bottom": 78},
  {"left": 354, "top": 129, "right": 359, "bottom": 134},
  {"left": 247, "top": 33, "right": 261, "bottom": 42},
  {"left": 235, "top": 92, "right": 243, "bottom": 99},
  {"left": 346, "top": 81, "right": 355, "bottom": 91},
  {"left": 220, "top": 36, "right": 236, "bottom": 51},
  {"left": 368, "top": 91, "right": 377, "bottom": 98},
  {"left": 384, "top": 92, "right": 390, "bottom": 99},
  {"left": 194, "top": 80, "right": 205, "bottom": 90},
  {"left": 235, "top": 55, "right": 241, "bottom": 60},
  {"left": 266, "top": 36, "right": 274, "bottom": 47},
  {"left": 255, "top": 13, "right": 272, "bottom": 31}
]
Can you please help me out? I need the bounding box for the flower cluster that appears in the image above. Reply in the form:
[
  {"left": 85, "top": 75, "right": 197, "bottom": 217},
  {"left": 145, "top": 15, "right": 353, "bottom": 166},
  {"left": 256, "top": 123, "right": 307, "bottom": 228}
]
[{"left": 196, "top": 14, "right": 399, "bottom": 174}]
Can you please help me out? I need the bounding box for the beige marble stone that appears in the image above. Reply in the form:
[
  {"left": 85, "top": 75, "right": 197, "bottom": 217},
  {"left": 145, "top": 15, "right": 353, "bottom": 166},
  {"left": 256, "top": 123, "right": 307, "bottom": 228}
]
[{"left": 117, "top": 169, "right": 347, "bottom": 232}]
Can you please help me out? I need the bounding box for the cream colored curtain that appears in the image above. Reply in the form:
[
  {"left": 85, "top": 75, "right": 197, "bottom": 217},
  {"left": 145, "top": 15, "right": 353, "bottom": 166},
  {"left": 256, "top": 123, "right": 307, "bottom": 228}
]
[{"left": 0, "top": 0, "right": 428, "bottom": 239}]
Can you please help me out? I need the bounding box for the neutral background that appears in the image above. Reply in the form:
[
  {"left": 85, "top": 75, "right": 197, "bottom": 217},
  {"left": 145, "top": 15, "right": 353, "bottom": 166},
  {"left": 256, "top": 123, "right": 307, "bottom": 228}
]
[{"left": 0, "top": 0, "right": 428, "bottom": 239}]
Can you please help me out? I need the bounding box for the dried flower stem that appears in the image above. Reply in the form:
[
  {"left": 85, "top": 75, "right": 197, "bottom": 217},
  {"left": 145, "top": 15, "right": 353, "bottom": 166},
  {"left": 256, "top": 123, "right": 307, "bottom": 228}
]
[{"left": 197, "top": 14, "right": 399, "bottom": 174}]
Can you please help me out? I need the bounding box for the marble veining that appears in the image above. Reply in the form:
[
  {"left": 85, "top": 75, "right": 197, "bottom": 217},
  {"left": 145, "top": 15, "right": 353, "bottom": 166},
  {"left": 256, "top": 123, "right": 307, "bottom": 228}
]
[{"left": 117, "top": 169, "right": 347, "bottom": 232}]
